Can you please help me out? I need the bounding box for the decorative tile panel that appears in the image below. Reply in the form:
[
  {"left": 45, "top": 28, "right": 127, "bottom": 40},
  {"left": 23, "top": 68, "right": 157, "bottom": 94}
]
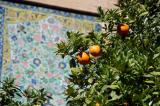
[{"left": 0, "top": 1, "right": 100, "bottom": 105}]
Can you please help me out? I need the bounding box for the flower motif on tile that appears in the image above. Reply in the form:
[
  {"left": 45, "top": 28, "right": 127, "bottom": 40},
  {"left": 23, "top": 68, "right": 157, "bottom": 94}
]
[
  {"left": 58, "top": 61, "right": 66, "bottom": 69},
  {"left": 22, "top": 61, "right": 29, "bottom": 68},
  {"left": 42, "top": 23, "right": 48, "bottom": 30},
  {"left": 28, "top": 71, "right": 34, "bottom": 76},
  {"left": 33, "top": 58, "right": 41, "bottom": 67},
  {"left": 54, "top": 36, "right": 60, "bottom": 42},
  {"left": 26, "top": 36, "right": 33, "bottom": 42},
  {"left": 47, "top": 42, "right": 54, "bottom": 48},
  {"left": 22, "top": 52, "right": 27, "bottom": 58},
  {"left": 11, "top": 35, "right": 17, "bottom": 41},
  {"left": 47, "top": 17, "right": 56, "bottom": 24},
  {"left": 95, "top": 23, "right": 102, "bottom": 32},
  {"left": 31, "top": 78, "right": 37, "bottom": 85},
  {"left": 47, "top": 72, "right": 53, "bottom": 78},
  {"left": 34, "top": 35, "right": 42, "bottom": 42},
  {"left": 17, "top": 38, "right": 25, "bottom": 47}
]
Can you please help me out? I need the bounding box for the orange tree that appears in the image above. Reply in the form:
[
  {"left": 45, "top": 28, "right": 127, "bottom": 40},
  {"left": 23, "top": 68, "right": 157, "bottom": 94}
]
[{"left": 57, "top": 0, "right": 160, "bottom": 105}]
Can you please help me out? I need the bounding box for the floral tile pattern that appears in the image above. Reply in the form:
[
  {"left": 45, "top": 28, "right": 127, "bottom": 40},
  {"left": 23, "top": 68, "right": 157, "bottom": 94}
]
[
  {"left": 0, "top": 7, "right": 4, "bottom": 78},
  {"left": 0, "top": 1, "right": 100, "bottom": 106}
]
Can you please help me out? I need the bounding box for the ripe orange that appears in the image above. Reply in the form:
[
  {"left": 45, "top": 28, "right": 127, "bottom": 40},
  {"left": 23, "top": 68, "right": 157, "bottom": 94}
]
[
  {"left": 77, "top": 52, "right": 90, "bottom": 64},
  {"left": 117, "top": 23, "right": 129, "bottom": 36},
  {"left": 124, "top": 101, "right": 129, "bottom": 106},
  {"left": 33, "top": 105, "right": 41, "bottom": 106},
  {"left": 96, "top": 102, "right": 100, "bottom": 106},
  {"left": 89, "top": 45, "right": 101, "bottom": 57}
]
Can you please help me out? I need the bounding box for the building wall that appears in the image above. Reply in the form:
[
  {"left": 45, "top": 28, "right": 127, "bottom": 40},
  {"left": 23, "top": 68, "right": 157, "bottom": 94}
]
[{"left": 25, "top": 0, "right": 118, "bottom": 13}]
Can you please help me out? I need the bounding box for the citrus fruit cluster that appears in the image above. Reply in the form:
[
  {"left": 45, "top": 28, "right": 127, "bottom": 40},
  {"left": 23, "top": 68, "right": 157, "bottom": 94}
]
[
  {"left": 76, "top": 23, "right": 129, "bottom": 65},
  {"left": 77, "top": 45, "right": 101, "bottom": 65}
]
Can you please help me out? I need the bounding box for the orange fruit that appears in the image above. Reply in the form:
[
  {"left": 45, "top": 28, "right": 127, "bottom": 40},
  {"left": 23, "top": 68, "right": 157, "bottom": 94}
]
[
  {"left": 89, "top": 45, "right": 101, "bottom": 57},
  {"left": 33, "top": 105, "right": 41, "bottom": 106},
  {"left": 77, "top": 52, "right": 90, "bottom": 64},
  {"left": 124, "top": 101, "right": 129, "bottom": 106},
  {"left": 96, "top": 102, "right": 100, "bottom": 106},
  {"left": 117, "top": 23, "right": 129, "bottom": 36},
  {"left": 77, "top": 79, "right": 82, "bottom": 84}
]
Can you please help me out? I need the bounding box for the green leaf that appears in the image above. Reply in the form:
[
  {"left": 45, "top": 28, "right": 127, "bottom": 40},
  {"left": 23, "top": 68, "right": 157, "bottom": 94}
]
[
  {"left": 142, "top": 95, "right": 151, "bottom": 102},
  {"left": 153, "top": 92, "right": 159, "bottom": 95},
  {"left": 107, "top": 85, "right": 119, "bottom": 90},
  {"left": 73, "top": 94, "right": 81, "bottom": 100},
  {"left": 83, "top": 103, "right": 87, "bottom": 106},
  {"left": 85, "top": 98, "right": 92, "bottom": 104},
  {"left": 70, "top": 59, "right": 76, "bottom": 68},
  {"left": 153, "top": 53, "right": 160, "bottom": 59},
  {"left": 88, "top": 78, "right": 93, "bottom": 84},
  {"left": 145, "top": 80, "right": 154, "bottom": 84},
  {"left": 150, "top": 71, "right": 160, "bottom": 76},
  {"left": 110, "top": 91, "right": 122, "bottom": 100},
  {"left": 70, "top": 68, "right": 79, "bottom": 76},
  {"left": 16, "top": 92, "right": 22, "bottom": 97},
  {"left": 46, "top": 95, "right": 53, "bottom": 99},
  {"left": 100, "top": 85, "right": 107, "bottom": 93},
  {"left": 39, "top": 88, "right": 44, "bottom": 93},
  {"left": 98, "top": 7, "right": 104, "bottom": 16},
  {"left": 139, "top": 11, "right": 148, "bottom": 16}
]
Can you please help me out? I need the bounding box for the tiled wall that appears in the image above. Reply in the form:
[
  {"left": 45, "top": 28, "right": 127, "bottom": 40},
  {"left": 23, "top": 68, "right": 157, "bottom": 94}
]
[{"left": 0, "top": 1, "right": 101, "bottom": 106}]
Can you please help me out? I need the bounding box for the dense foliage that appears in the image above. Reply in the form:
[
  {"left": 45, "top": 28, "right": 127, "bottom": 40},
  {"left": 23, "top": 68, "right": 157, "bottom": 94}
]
[
  {"left": 0, "top": 77, "right": 52, "bottom": 106},
  {"left": 57, "top": 0, "right": 160, "bottom": 105}
]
